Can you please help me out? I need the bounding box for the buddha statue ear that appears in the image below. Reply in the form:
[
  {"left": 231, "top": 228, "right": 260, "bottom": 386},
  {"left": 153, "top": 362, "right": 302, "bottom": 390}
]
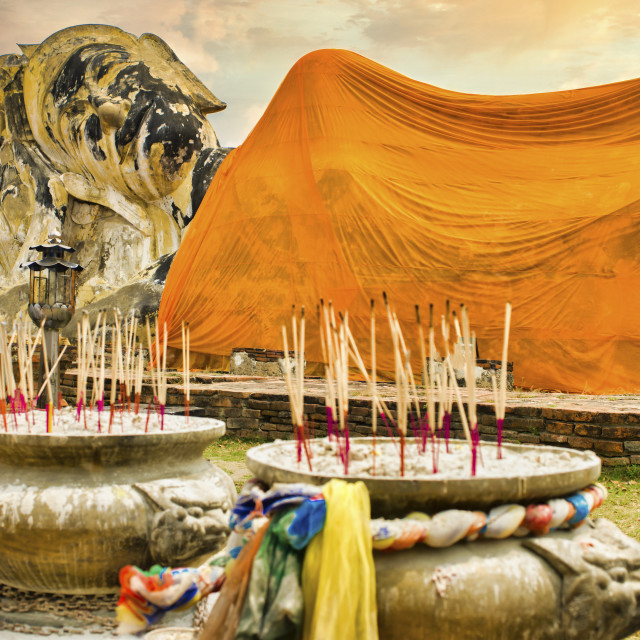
[
  {"left": 138, "top": 33, "right": 226, "bottom": 115},
  {"left": 18, "top": 44, "right": 38, "bottom": 58}
]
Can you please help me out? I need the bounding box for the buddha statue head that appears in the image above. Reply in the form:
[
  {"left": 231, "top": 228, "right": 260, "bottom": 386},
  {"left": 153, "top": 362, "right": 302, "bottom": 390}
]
[{"left": 21, "top": 24, "right": 225, "bottom": 204}]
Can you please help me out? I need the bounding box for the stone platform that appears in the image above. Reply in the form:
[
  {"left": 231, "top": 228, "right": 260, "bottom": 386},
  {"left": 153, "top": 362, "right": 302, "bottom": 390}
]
[{"left": 60, "top": 371, "right": 640, "bottom": 466}]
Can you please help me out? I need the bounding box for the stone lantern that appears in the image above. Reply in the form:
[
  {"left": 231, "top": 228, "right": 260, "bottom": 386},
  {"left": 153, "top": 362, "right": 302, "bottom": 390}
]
[{"left": 22, "top": 231, "right": 82, "bottom": 408}]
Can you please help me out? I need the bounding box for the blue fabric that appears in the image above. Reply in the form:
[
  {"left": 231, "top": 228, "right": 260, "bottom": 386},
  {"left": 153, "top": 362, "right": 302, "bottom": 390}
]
[
  {"left": 232, "top": 483, "right": 323, "bottom": 528},
  {"left": 286, "top": 497, "right": 327, "bottom": 549}
]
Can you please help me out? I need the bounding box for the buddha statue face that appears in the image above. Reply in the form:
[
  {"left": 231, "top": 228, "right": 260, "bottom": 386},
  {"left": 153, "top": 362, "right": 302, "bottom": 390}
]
[{"left": 22, "top": 25, "right": 225, "bottom": 203}]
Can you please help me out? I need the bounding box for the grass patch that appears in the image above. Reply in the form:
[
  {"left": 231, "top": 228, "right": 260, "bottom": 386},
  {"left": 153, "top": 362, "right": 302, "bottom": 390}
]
[
  {"left": 204, "top": 434, "right": 264, "bottom": 462},
  {"left": 204, "top": 435, "right": 265, "bottom": 491},
  {"left": 597, "top": 465, "right": 640, "bottom": 543}
]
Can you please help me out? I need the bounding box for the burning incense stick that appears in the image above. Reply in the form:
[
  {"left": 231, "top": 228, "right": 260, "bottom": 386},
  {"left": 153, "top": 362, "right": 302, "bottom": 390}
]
[
  {"left": 318, "top": 302, "right": 336, "bottom": 440},
  {"left": 145, "top": 318, "right": 158, "bottom": 405},
  {"left": 0, "top": 324, "right": 8, "bottom": 432},
  {"left": 493, "top": 302, "right": 512, "bottom": 459},
  {"left": 370, "top": 300, "right": 377, "bottom": 474},
  {"left": 40, "top": 321, "right": 54, "bottom": 432},
  {"left": 36, "top": 345, "right": 68, "bottom": 402},
  {"left": 461, "top": 305, "right": 480, "bottom": 476}
]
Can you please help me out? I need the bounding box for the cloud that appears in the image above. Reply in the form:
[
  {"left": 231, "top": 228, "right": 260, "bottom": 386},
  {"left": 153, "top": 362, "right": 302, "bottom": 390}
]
[{"left": 2, "top": 0, "right": 640, "bottom": 145}]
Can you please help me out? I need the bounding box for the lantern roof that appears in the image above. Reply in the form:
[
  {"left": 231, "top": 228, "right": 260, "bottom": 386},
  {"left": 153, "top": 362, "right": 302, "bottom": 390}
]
[
  {"left": 21, "top": 258, "right": 83, "bottom": 272},
  {"left": 29, "top": 230, "right": 75, "bottom": 254}
]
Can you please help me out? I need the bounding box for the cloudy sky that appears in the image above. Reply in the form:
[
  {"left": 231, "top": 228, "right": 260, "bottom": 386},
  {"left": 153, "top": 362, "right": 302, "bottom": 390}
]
[{"left": 2, "top": 0, "right": 640, "bottom": 147}]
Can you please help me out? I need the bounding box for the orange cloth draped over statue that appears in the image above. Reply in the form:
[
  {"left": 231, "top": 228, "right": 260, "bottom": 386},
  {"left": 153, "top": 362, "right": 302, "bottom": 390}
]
[{"left": 158, "top": 49, "right": 640, "bottom": 393}]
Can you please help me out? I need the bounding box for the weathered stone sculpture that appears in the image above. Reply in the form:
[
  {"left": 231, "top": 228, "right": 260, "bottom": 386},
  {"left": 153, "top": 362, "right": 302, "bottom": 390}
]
[{"left": 0, "top": 25, "right": 229, "bottom": 312}]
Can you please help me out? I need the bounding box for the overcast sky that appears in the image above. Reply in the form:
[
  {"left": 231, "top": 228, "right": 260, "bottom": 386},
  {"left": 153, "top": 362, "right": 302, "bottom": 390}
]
[{"left": 2, "top": 0, "right": 640, "bottom": 147}]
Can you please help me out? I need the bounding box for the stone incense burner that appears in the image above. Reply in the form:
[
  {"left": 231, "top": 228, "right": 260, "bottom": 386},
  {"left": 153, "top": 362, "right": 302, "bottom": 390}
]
[
  {"left": 247, "top": 438, "right": 640, "bottom": 640},
  {"left": 0, "top": 417, "right": 235, "bottom": 594}
]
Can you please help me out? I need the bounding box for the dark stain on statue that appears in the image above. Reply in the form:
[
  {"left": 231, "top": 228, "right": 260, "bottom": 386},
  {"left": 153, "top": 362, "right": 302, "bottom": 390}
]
[
  {"left": 190, "top": 147, "right": 232, "bottom": 220},
  {"left": 110, "top": 63, "right": 205, "bottom": 170},
  {"left": 84, "top": 114, "right": 106, "bottom": 161},
  {"left": 51, "top": 44, "right": 130, "bottom": 107}
]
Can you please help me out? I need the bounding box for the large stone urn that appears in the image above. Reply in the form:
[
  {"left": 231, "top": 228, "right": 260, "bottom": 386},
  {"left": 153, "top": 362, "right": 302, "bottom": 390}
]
[
  {"left": 247, "top": 438, "right": 640, "bottom": 640},
  {"left": 0, "top": 418, "right": 235, "bottom": 594}
]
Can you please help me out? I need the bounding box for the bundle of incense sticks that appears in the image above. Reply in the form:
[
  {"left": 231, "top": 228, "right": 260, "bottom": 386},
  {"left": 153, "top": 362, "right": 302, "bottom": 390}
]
[
  {"left": 152, "top": 320, "right": 169, "bottom": 431},
  {"left": 342, "top": 304, "right": 397, "bottom": 477},
  {"left": 134, "top": 344, "right": 144, "bottom": 415},
  {"left": 415, "top": 304, "right": 438, "bottom": 472},
  {"left": 383, "top": 292, "right": 411, "bottom": 476},
  {"left": 0, "top": 317, "right": 41, "bottom": 431},
  {"left": 491, "top": 302, "right": 512, "bottom": 459},
  {"left": 282, "top": 306, "right": 312, "bottom": 470},
  {"left": 320, "top": 302, "right": 349, "bottom": 469},
  {"left": 333, "top": 309, "right": 358, "bottom": 474},
  {"left": 122, "top": 313, "right": 137, "bottom": 412}
]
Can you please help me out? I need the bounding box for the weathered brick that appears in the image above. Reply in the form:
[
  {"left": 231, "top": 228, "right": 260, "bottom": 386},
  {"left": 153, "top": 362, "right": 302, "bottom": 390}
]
[
  {"left": 216, "top": 397, "right": 243, "bottom": 408},
  {"left": 515, "top": 434, "right": 540, "bottom": 444},
  {"left": 217, "top": 407, "right": 243, "bottom": 419},
  {"left": 478, "top": 413, "right": 497, "bottom": 426},
  {"left": 540, "top": 433, "right": 568, "bottom": 444},
  {"left": 567, "top": 436, "right": 593, "bottom": 450},
  {"left": 247, "top": 399, "right": 273, "bottom": 410},
  {"left": 227, "top": 417, "right": 259, "bottom": 430},
  {"left": 574, "top": 424, "right": 601, "bottom": 437},
  {"left": 478, "top": 425, "right": 498, "bottom": 435},
  {"left": 509, "top": 405, "right": 543, "bottom": 418},
  {"left": 608, "top": 413, "right": 640, "bottom": 425},
  {"left": 350, "top": 407, "right": 369, "bottom": 417},
  {"left": 601, "top": 457, "right": 630, "bottom": 467},
  {"left": 241, "top": 408, "right": 261, "bottom": 419},
  {"left": 541, "top": 408, "right": 593, "bottom": 422},
  {"left": 601, "top": 426, "right": 640, "bottom": 440},
  {"left": 546, "top": 422, "right": 574, "bottom": 436},
  {"left": 594, "top": 441, "right": 624, "bottom": 455},
  {"left": 630, "top": 455, "right": 640, "bottom": 465},
  {"left": 624, "top": 441, "right": 640, "bottom": 453},
  {"left": 504, "top": 417, "right": 544, "bottom": 432}
]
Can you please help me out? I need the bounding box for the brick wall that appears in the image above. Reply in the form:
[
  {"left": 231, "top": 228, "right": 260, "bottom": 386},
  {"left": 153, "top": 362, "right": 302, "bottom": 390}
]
[{"left": 59, "top": 373, "right": 640, "bottom": 467}]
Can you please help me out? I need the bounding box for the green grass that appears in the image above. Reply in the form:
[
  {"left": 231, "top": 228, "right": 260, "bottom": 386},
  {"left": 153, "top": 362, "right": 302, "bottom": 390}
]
[
  {"left": 597, "top": 465, "right": 640, "bottom": 542},
  {"left": 204, "top": 435, "right": 264, "bottom": 490},
  {"left": 204, "top": 434, "right": 264, "bottom": 462}
]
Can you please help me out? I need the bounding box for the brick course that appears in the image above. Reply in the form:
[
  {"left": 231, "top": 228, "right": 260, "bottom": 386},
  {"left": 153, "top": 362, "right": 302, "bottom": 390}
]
[{"left": 60, "top": 370, "right": 640, "bottom": 465}]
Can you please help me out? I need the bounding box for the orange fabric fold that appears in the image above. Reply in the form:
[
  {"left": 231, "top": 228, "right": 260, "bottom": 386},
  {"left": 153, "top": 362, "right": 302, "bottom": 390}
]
[{"left": 159, "top": 49, "right": 640, "bottom": 393}]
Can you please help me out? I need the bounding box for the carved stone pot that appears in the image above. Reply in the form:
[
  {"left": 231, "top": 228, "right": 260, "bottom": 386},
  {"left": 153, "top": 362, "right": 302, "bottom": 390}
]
[
  {"left": 0, "top": 418, "right": 235, "bottom": 594},
  {"left": 247, "top": 439, "right": 640, "bottom": 640}
]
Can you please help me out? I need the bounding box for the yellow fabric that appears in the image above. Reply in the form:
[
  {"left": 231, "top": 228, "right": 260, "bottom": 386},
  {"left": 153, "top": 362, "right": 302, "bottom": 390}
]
[
  {"left": 301, "top": 479, "right": 378, "bottom": 640},
  {"left": 159, "top": 48, "right": 640, "bottom": 393}
]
